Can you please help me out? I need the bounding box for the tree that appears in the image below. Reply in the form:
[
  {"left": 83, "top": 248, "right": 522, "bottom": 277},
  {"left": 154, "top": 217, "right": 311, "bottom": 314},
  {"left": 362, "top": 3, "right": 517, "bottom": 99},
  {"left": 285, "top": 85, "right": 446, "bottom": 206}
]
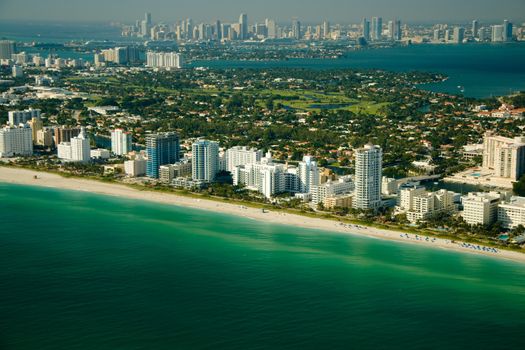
[{"left": 513, "top": 175, "right": 525, "bottom": 196}]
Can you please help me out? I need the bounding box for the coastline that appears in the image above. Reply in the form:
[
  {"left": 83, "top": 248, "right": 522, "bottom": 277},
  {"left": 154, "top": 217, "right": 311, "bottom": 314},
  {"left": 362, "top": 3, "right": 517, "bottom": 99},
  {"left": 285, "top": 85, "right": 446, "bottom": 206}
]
[{"left": 1, "top": 166, "right": 524, "bottom": 263}]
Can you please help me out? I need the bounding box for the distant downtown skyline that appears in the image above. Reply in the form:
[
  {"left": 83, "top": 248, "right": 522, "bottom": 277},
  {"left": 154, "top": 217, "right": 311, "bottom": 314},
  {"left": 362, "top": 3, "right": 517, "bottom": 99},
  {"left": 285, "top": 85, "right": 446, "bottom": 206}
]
[{"left": 1, "top": 0, "right": 524, "bottom": 23}]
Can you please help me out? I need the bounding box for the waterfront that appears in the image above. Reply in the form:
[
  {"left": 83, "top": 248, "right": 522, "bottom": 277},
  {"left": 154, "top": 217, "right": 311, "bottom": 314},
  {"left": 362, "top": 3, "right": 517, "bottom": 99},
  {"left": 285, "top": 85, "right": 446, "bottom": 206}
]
[
  {"left": 1, "top": 182, "right": 524, "bottom": 349},
  {"left": 192, "top": 43, "right": 525, "bottom": 98}
]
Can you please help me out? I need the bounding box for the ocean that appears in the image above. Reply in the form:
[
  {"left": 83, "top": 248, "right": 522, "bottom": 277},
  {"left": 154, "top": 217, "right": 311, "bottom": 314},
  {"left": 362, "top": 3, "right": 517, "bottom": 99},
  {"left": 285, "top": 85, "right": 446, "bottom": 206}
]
[{"left": 1, "top": 183, "right": 524, "bottom": 349}]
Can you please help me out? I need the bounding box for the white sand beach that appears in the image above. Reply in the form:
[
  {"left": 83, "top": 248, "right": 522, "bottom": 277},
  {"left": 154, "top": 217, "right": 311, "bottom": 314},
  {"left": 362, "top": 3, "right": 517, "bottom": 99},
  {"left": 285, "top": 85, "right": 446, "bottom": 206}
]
[{"left": 1, "top": 166, "right": 524, "bottom": 263}]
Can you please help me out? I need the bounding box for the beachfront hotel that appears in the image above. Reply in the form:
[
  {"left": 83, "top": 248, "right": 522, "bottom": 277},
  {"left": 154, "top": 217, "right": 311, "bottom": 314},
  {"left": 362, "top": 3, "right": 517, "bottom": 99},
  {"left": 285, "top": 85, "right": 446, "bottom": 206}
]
[
  {"left": 0, "top": 124, "right": 33, "bottom": 158},
  {"left": 146, "top": 132, "right": 180, "bottom": 179},
  {"left": 353, "top": 143, "right": 383, "bottom": 210},
  {"left": 225, "top": 146, "right": 262, "bottom": 173},
  {"left": 111, "top": 129, "right": 132, "bottom": 156},
  {"left": 482, "top": 132, "right": 525, "bottom": 181},
  {"left": 57, "top": 127, "right": 91, "bottom": 163},
  {"left": 461, "top": 192, "right": 504, "bottom": 226},
  {"left": 498, "top": 197, "right": 525, "bottom": 229},
  {"left": 192, "top": 139, "right": 220, "bottom": 182}
]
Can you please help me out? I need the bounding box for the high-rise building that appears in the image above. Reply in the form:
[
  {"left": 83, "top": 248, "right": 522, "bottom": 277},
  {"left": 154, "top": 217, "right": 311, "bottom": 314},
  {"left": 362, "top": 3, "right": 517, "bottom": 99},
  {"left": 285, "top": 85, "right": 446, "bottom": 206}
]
[
  {"left": 353, "top": 144, "right": 383, "bottom": 210},
  {"left": 215, "top": 20, "right": 222, "bottom": 40},
  {"left": 12, "top": 65, "right": 23, "bottom": 78},
  {"left": 472, "top": 20, "right": 479, "bottom": 38},
  {"left": 503, "top": 19, "right": 513, "bottom": 42},
  {"left": 298, "top": 156, "right": 319, "bottom": 193},
  {"left": 28, "top": 117, "right": 43, "bottom": 143},
  {"left": 233, "top": 151, "right": 286, "bottom": 198},
  {"left": 8, "top": 108, "right": 41, "bottom": 126},
  {"left": 498, "top": 197, "right": 525, "bottom": 229},
  {"left": 146, "top": 132, "right": 180, "bottom": 178},
  {"left": 388, "top": 21, "right": 395, "bottom": 40},
  {"left": 239, "top": 13, "right": 248, "bottom": 40},
  {"left": 362, "top": 18, "right": 370, "bottom": 41},
  {"left": 266, "top": 19, "right": 277, "bottom": 39},
  {"left": 394, "top": 20, "right": 402, "bottom": 41},
  {"left": 323, "top": 21, "right": 330, "bottom": 39},
  {"left": 371, "top": 17, "right": 383, "bottom": 41},
  {"left": 54, "top": 127, "right": 80, "bottom": 145},
  {"left": 433, "top": 29, "right": 441, "bottom": 42},
  {"left": 482, "top": 132, "right": 525, "bottom": 181},
  {"left": 292, "top": 19, "right": 302, "bottom": 40},
  {"left": 192, "top": 140, "right": 219, "bottom": 182},
  {"left": 125, "top": 154, "right": 147, "bottom": 177},
  {"left": 0, "top": 124, "right": 33, "bottom": 157},
  {"left": 0, "top": 40, "right": 16, "bottom": 60},
  {"left": 146, "top": 51, "right": 184, "bottom": 69},
  {"left": 225, "top": 146, "right": 262, "bottom": 173},
  {"left": 492, "top": 25, "right": 505, "bottom": 42},
  {"left": 70, "top": 127, "right": 91, "bottom": 163},
  {"left": 452, "top": 27, "right": 465, "bottom": 44},
  {"left": 111, "top": 129, "right": 132, "bottom": 156},
  {"left": 461, "top": 192, "right": 503, "bottom": 226}
]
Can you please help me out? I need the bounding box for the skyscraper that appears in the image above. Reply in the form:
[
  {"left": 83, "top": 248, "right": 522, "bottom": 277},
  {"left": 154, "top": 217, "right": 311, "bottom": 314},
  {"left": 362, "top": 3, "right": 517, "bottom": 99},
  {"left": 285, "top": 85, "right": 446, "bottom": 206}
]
[
  {"left": 70, "top": 127, "right": 91, "bottom": 163},
  {"left": 362, "top": 18, "right": 370, "bottom": 41},
  {"left": 292, "top": 19, "right": 302, "bottom": 40},
  {"left": 111, "top": 129, "right": 132, "bottom": 156},
  {"left": 394, "top": 20, "right": 402, "bottom": 41},
  {"left": 215, "top": 20, "right": 222, "bottom": 40},
  {"left": 453, "top": 27, "right": 465, "bottom": 44},
  {"left": 388, "top": 21, "right": 395, "bottom": 40},
  {"left": 266, "top": 19, "right": 277, "bottom": 39},
  {"left": 503, "top": 19, "right": 513, "bottom": 42},
  {"left": 192, "top": 140, "right": 219, "bottom": 182},
  {"left": 323, "top": 21, "right": 330, "bottom": 39},
  {"left": 353, "top": 144, "right": 383, "bottom": 210},
  {"left": 239, "top": 13, "right": 248, "bottom": 40},
  {"left": 146, "top": 132, "right": 180, "bottom": 178},
  {"left": 0, "top": 40, "right": 16, "bottom": 60},
  {"left": 371, "top": 17, "right": 382, "bottom": 41},
  {"left": 472, "top": 20, "right": 479, "bottom": 38},
  {"left": 297, "top": 156, "right": 319, "bottom": 193}
]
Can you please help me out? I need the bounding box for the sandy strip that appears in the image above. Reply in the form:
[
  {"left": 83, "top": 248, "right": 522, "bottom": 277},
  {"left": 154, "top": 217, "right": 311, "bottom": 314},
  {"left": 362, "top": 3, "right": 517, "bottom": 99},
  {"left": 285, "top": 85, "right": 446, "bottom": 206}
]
[{"left": 1, "top": 166, "right": 524, "bottom": 263}]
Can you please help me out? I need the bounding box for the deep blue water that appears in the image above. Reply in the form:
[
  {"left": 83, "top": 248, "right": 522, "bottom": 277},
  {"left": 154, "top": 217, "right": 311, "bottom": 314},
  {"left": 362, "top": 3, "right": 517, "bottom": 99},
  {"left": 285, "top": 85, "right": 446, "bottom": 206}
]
[{"left": 192, "top": 43, "right": 525, "bottom": 98}]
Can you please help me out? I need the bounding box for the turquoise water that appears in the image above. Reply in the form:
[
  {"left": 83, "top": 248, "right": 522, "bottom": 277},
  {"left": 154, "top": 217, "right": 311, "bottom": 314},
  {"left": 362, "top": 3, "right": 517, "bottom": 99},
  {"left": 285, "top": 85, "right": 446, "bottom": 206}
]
[
  {"left": 192, "top": 43, "right": 525, "bottom": 98},
  {"left": 1, "top": 183, "right": 524, "bottom": 349}
]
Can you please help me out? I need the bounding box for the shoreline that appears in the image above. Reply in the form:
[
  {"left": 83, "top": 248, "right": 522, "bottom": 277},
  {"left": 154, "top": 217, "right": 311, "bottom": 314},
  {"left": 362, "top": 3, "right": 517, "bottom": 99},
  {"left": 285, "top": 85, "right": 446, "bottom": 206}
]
[{"left": 1, "top": 166, "right": 524, "bottom": 263}]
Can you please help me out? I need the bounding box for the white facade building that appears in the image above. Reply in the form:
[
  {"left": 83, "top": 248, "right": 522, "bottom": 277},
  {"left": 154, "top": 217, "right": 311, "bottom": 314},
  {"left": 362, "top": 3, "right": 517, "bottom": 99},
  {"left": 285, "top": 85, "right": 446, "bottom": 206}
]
[
  {"left": 311, "top": 176, "right": 354, "bottom": 205},
  {"left": 0, "top": 124, "right": 33, "bottom": 157},
  {"left": 58, "top": 127, "right": 90, "bottom": 162},
  {"left": 353, "top": 144, "right": 383, "bottom": 210},
  {"left": 298, "top": 156, "right": 320, "bottom": 194},
  {"left": 146, "top": 52, "right": 184, "bottom": 69},
  {"left": 397, "top": 187, "right": 455, "bottom": 223},
  {"left": 482, "top": 132, "right": 525, "bottom": 181},
  {"left": 498, "top": 197, "right": 525, "bottom": 229},
  {"left": 8, "top": 108, "right": 41, "bottom": 126},
  {"left": 461, "top": 192, "right": 503, "bottom": 226},
  {"left": 124, "top": 155, "right": 147, "bottom": 177},
  {"left": 111, "top": 129, "right": 132, "bottom": 156},
  {"left": 225, "top": 146, "right": 262, "bottom": 173},
  {"left": 233, "top": 151, "right": 287, "bottom": 199}
]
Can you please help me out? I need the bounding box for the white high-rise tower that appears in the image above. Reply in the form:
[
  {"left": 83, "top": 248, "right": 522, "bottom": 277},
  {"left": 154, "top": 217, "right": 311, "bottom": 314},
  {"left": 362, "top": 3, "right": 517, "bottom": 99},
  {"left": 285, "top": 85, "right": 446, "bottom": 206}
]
[{"left": 353, "top": 144, "right": 383, "bottom": 210}]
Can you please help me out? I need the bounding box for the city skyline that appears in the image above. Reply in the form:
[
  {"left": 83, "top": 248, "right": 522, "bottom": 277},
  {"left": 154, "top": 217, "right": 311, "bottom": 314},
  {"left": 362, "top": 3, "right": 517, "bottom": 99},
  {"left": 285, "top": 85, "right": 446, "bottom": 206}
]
[{"left": 1, "top": 0, "right": 525, "bottom": 23}]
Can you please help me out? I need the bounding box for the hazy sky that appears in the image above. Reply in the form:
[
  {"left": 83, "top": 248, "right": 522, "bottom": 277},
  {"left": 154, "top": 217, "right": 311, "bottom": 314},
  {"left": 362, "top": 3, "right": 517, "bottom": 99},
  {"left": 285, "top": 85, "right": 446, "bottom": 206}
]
[{"left": 1, "top": 0, "right": 524, "bottom": 23}]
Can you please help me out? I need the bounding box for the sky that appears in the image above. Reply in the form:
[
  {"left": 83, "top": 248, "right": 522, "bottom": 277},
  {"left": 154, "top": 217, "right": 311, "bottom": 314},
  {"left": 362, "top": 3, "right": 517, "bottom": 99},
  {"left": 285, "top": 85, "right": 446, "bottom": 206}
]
[{"left": 0, "top": 0, "right": 524, "bottom": 24}]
